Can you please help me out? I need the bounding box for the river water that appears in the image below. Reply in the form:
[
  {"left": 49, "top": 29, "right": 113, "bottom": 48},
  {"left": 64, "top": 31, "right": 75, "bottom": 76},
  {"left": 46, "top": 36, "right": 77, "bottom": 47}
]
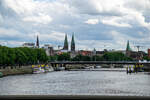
[{"left": 0, "top": 70, "right": 150, "bottom": 96}]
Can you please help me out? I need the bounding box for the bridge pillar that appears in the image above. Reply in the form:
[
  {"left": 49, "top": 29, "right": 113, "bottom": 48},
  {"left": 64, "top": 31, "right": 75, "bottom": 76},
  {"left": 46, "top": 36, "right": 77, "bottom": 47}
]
[
  {"left": 51, "top": 64, "right": 53, "bottom": 67},
  {"left": 63, "top": 64, "right": 66, "bottom": 67},
  {"left": 60, "top": 64, "right": 63, "bottom": 67},
  {"left": 58, "top": 64, "right": 60, "bottom": 67}
]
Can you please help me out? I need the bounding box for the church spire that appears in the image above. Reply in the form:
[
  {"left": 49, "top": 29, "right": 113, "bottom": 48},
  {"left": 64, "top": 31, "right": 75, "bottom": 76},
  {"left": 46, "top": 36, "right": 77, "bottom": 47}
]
[
  {"left": 126, "top": 40, "right": 131, "bottom": 51},
  {"left": 36, "top": 35, "right": 39, "bottom": 48},
  {"left": 71, "top": 33, "right": 75, "bottom": 51},
  {"left": 63, "top": 34, "right": 68, "bottom": 50}
]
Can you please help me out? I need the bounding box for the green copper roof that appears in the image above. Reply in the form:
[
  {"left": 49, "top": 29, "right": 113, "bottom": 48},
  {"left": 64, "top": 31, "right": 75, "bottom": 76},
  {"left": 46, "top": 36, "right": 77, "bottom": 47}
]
[
  {"left": 126, "top": 40, "right": 132, "bottom": 51},
  {"left": 63, "top": 34, "right": 68, "bottom": 50}
]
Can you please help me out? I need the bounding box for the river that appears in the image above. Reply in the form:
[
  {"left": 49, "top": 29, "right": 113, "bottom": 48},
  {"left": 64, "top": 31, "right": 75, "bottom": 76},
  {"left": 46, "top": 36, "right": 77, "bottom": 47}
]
[{"left": 0, "top": 70, "right": 150, "bottom": 96}]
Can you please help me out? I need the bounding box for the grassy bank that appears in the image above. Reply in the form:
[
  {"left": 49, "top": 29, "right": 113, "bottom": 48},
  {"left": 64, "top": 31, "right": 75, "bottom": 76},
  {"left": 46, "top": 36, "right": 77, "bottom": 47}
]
[{"left": 0, "top": 66, "right": 33, "bottom": 77}]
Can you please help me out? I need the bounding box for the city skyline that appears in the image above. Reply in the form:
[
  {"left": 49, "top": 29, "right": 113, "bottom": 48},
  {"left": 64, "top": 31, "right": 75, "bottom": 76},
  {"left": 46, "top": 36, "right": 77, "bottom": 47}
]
[{"left": 0, "top": 0, "right": 150, "bottom": 52}]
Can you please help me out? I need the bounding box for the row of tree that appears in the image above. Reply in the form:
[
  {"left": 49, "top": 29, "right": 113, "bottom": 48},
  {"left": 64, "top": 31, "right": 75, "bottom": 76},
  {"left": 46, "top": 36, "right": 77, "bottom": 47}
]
[
  {"left": 49, "top": 52, "right": 133, "bottom": 61},
  {"left": 1, "top": 45, "right": 148, "bottom": 67},
  {"left": 0, "top": 46, "right": 48, "bottom": 67}
]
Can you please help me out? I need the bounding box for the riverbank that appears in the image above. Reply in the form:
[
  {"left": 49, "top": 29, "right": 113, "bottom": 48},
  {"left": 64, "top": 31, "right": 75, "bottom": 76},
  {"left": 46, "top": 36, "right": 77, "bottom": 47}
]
[
  {"left": 0, "top": 65, "right": 54, "bottom": 77},
  {"left": 0, "top": 66, "right": 33, "bottom": 77}
]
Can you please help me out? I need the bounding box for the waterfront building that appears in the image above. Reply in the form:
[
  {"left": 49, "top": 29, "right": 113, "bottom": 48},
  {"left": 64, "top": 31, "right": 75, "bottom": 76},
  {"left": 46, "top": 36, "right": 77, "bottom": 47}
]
[
  {"left": 79, "top": 50, "right": 92, "bottom": 56},
  {"left": 63, "top": 34, "right": 68, "bottom": 51},
  {"left": 148, "top": 49, "right": 150, "bottom": 58},
  {"left": 53, "top": 50, "right": 62, "bottom": 55},
  {"left": 22, "top": 43, "right": 35, "bottom": 48},
  {"left": 42, "top": 44, "right": 54, "bottom": 56},
  {"left": 125, "top": 40, "right": 147, "bottom": 60}
]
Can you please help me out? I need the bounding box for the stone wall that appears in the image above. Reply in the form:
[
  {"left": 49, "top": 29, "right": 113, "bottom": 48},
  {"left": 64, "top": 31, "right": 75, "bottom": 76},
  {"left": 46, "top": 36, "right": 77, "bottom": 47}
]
[{"left": 0, "top": 65, "right": 33, "bottom": 77}]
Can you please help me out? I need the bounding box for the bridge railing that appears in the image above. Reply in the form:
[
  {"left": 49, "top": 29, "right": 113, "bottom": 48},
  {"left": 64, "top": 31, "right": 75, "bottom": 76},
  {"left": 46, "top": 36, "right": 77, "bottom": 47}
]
[{"left": 49, "top": 61, "right": 148, "bottom": 64}]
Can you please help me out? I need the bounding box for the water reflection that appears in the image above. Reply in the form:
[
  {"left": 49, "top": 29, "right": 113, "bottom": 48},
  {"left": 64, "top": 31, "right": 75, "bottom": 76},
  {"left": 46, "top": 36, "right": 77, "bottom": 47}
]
[{"left": 0, "top": 71, "right": 150, "bottom": 96}]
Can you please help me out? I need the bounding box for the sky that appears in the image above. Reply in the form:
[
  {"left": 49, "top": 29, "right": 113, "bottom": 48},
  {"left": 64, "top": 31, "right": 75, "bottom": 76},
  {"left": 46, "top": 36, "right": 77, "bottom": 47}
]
[{"left": 0, "top": 0, "right": 150, "bottom": 52}]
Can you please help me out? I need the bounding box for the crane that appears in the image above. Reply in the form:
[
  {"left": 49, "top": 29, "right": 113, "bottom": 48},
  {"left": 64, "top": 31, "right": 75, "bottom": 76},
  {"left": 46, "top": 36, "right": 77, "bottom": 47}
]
[{"left": 134, "top": 45, "right": 145, "bottom": 52}]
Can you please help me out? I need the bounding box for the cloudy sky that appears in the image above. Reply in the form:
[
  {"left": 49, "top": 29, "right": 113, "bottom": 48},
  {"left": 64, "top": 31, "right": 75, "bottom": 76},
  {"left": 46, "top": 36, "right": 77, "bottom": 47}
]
[{"left": 0, "top": 0, "right": 150, "bottom": 52}]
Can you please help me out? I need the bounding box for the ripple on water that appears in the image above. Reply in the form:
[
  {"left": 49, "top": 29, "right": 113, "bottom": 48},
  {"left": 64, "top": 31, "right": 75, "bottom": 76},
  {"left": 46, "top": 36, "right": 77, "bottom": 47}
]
[{"left": 0, "top": 71, "right": 150, "bottom": 96}]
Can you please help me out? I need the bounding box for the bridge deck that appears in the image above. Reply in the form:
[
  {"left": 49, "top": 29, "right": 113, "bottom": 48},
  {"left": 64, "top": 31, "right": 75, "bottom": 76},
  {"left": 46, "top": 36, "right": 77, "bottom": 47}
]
[{"left": 49, "top": 61, "right": 150, "bottom": 65}]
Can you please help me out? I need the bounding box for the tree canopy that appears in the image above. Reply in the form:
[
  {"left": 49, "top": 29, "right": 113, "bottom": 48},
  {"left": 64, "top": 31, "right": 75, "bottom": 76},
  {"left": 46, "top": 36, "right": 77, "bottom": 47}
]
[
  {"left": 0, "top": 46, "right": 48, "bottom": 67},
  {"left": 49, "top": 52, "right": 133, "bottom": 61}
]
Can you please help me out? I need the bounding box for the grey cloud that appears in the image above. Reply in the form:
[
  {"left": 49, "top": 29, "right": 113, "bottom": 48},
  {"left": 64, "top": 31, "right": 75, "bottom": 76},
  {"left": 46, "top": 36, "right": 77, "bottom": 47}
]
[
  {"left": 0, "top": 0, "right": 150, "bottom": 51},
  {"left": 67, "top": 0, "right": 124, "bottom": 16}
]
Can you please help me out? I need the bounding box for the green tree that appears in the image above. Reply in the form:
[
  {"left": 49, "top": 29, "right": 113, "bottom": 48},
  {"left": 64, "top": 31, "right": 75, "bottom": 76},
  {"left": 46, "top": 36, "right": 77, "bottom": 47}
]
[
  {"left": 0, "top": 46, "right": 49, "bottom": 66},
  {"left": 91, "top": 55, "right": 103, "bottom": 61},
  {"left": 71, "top": 54, "right": 91, "bottom": 61},
  {"left": 143, "top": 56, "right": 150, "bottom": 61},
  {"left": 49, "top": 55, "right": 58, "bottom": 61},
  {"left": 15, "top": 48, "right": 28, "bottom": 66},
  {"left": 57, "top": 53, "right": 70, "bottom": 61},
  {"left": 102, "top": 52, "right": 133, "bottom": 61}
]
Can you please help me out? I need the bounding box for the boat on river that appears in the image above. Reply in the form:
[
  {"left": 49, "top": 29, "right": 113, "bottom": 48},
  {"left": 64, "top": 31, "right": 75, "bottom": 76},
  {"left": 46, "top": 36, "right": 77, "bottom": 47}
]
[
  {"left": 32, "top": 65, "right": 54, "bottom": 74},
  {"left": 33, "top": 67, "right": 45, "bottom": 74},
  {"left": 95, "top": 65, "right": 102, "bottom": 68}
]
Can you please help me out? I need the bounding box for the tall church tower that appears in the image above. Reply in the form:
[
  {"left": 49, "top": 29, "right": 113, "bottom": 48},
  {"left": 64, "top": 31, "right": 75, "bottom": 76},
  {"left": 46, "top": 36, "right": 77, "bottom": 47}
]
[
  {"left": 71, "top": 33, "right": 75, "bottom": 52},
  {"left": 126, "top": 40, "right": 131, "bottom": 57},
  {"left": 126, "top": 40, "right": 131, "bottom": 51},
  {"left": 36, "top": 35, "right": 39, "bottom": 48},
  {"left": 63, "top": 34, "right": 68, "bottom": 50}
]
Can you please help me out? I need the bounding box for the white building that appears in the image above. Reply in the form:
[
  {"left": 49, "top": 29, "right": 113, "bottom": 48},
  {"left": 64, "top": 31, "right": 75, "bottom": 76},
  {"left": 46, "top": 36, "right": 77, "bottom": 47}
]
[
  {"left": 22, "top": 43, "right": 35, "bottom": 48},
  {"left": 42, "top": 44, "right": 54, "bottom": 56}
]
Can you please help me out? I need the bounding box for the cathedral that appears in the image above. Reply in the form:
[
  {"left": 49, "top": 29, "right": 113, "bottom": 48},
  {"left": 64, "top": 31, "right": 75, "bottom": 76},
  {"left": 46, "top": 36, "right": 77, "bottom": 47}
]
[
  {"left": 36, "top": 35, "right": 39, "bottom": 48},
  {"left": 63, "top": 33, "right": 75, "bottom": 52},
  {"left": 63, "top": 34, "right": 68, "bottom": 50}
]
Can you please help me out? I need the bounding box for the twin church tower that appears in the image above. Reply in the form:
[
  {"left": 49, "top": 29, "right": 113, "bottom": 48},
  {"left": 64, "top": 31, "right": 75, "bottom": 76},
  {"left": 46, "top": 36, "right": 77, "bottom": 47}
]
[{"left": 63, "top": 33, "right": 75, "bottom": 52}]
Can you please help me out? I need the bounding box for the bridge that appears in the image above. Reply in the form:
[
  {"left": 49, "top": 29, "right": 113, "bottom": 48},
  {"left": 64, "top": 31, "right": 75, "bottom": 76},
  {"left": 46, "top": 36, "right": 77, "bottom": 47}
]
[{"left": 49, "top": 61, "right": 150, "bottom": 67}]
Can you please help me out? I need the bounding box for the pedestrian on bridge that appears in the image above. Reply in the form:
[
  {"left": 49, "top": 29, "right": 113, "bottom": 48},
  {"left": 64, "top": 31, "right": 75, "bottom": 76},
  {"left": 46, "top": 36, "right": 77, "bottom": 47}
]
[
  {"left": 135, "top": 64, "right": 138, "bottom": 73},
  {"left": 133, "top": 65, "right": 135, "bottom": 73},
  {"left": 129, "top": 65, "right": 132, "bottom": 74}
]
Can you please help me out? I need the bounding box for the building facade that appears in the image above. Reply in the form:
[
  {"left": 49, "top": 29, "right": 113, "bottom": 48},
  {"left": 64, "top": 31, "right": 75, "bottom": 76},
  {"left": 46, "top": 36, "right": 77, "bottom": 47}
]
[
  {"left": 22, "top": 43, "right": 35, "bottom": 48},
  {"left": 148, "top": 49, "right": 150, "bottom": 58},
  {"left": 42, "top": 44, "right": 54, "bottom": 56}
]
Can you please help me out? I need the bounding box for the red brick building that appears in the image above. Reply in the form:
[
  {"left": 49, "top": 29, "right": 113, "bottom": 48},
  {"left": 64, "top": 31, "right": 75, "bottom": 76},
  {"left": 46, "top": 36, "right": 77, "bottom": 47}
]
[
  {"left": 78, "top": 50, "right": 92, "bottom": 56},
  {"left": 148, "top": 49, "right": 150, "bottom": 58}
]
